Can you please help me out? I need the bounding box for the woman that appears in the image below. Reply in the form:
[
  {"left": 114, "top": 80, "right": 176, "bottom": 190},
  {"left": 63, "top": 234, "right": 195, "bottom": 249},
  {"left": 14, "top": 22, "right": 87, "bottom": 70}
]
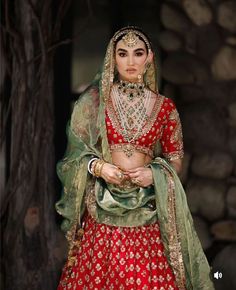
[{"left": 56, "top": 27, "right": 214, "bottom": 290}]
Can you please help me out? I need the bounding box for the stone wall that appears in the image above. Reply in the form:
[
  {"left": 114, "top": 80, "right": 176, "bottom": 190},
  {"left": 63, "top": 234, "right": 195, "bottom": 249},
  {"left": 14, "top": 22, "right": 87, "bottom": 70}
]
[{"left": 159, "top": 1, "right": 236, "bottom": 289}]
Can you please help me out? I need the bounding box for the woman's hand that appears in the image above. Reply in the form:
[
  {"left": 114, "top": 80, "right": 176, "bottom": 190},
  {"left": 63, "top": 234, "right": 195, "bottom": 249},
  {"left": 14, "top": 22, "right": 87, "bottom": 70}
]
[
  {"left": 100, "top": 162, "right": 127, "bottom": 185},
  {"left": 125, "top": 167, "right": 153, "bottom": 187}
]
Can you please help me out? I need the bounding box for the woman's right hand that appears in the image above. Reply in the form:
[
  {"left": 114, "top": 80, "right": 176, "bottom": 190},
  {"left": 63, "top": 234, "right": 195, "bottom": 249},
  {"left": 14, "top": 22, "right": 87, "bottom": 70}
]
[{"left": 100, "top": 162, "right": 126, "bottom": 185}]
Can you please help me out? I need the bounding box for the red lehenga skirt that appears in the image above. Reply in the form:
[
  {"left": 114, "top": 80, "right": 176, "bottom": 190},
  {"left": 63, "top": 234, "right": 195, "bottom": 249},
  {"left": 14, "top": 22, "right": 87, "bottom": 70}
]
[{"left": 58, "top": 215, "right": 178, "bottom": 290}]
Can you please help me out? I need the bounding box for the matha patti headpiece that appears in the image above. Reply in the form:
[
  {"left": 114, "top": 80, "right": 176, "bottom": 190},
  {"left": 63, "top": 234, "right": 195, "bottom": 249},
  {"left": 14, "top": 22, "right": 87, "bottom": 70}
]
[
  {"left": 122, "top": 31, "right": 140, "bottom": 48},
  {"left": 113, "top": 28, "right": 151, "bottom": 50}
]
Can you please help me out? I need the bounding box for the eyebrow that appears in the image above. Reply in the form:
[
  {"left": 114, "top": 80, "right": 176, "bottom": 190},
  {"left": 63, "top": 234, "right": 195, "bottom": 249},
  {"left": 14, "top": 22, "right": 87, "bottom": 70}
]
[{"left": 116, "top": 48, "right": 145, "bottom": 52}]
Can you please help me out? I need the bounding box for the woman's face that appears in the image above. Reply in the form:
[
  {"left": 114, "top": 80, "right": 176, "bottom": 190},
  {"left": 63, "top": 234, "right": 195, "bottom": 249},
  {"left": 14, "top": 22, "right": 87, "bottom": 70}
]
[{"left": 115, "top": 38, "right": 152, "bottom": 82}]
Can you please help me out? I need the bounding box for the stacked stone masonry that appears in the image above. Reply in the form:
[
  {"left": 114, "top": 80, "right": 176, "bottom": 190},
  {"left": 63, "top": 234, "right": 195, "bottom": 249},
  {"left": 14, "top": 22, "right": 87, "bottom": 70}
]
[{"left": 160, "top": 1, "right": 236, "bottom": 289}]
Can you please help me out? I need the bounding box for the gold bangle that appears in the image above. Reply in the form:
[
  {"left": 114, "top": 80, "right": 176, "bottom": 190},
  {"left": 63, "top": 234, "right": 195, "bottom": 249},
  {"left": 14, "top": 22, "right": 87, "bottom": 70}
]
[
  {"left": 94, "top": 160, "right": 101, "bottom": 177},
  {"left": 94, "top": 159, "right": 105, "bottom": 177},
  {"left": 98, "top": 160, "right": 105, "bottom": 177},
  {"left": 94, "top": 160, "right": 100, "bottom": 177},
  {"left": 96, "top": 160, "right": 105, "bottom": 177},
  {"left": 91, "top": 159, "right": 99, "bottom": 176}
]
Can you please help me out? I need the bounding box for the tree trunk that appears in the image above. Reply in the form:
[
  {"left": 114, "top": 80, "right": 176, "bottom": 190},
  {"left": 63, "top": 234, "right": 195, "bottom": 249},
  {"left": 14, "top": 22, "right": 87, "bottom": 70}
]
[{"left": 1, "top": 1, "right": 71, "bottom": 289}]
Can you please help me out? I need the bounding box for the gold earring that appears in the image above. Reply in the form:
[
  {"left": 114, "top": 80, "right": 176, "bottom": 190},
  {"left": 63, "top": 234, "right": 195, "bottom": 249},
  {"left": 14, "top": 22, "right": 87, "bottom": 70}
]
[{"left": 137, "top": 74, "right": 142, "bottom": 82}]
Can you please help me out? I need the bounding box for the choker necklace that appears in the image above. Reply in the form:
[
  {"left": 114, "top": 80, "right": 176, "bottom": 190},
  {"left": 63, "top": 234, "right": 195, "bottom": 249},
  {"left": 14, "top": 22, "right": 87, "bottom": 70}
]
[{"left": 118, "top": 80, "right": 145, "bottom": 102}]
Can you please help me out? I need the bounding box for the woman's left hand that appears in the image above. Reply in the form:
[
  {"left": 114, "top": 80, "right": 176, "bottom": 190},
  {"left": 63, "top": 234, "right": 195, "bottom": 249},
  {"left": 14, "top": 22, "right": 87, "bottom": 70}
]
[{"left": 124, "top": 167, "right": 153, "bottom": 187}]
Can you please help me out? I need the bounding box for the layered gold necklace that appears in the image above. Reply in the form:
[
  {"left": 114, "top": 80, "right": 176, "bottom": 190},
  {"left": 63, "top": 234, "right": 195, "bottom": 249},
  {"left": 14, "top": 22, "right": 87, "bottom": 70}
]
[{"left": 111, "top": 80, "right": 151, "bottom": 143}]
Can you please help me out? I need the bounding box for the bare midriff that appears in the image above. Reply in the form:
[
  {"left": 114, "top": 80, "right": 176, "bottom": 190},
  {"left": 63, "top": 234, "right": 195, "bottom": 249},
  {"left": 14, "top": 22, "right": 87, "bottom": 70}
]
[{"left": 111, "top": 151, "right": 152, "bottom": 171}]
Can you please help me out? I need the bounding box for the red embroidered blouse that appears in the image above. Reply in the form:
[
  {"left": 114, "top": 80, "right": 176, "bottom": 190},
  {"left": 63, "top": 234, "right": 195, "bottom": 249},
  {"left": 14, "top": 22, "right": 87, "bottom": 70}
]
[{"left": 105, "top": 94, "right": 184, "bottom": 161}]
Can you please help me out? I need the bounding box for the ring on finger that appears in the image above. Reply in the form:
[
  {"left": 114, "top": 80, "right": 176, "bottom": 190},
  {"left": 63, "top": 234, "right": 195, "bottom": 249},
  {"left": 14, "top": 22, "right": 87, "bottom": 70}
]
[
  {"left": 116, "top": 171, "right": 124, "bottom": 180},
  {"left": 132, "top": 178, "right": 141, "bottom": 185}
]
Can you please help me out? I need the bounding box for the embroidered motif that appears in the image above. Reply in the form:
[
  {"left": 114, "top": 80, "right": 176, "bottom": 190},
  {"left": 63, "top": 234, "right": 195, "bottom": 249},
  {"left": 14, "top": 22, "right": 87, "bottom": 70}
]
[
  {"left": 169, "top": 109, "right": 183, "bottom": 147},
  {"left": 110, "top": 143, "right": 154, "bottom": 158},
  {"left": 85, "top": 182, "right": 97, "bottom": 219},
  {"left": 161, "top": 102, "right": 184, "bottom": 161},
  {"left": 163, "top": 151, "right": 184, "bottom": 161}
]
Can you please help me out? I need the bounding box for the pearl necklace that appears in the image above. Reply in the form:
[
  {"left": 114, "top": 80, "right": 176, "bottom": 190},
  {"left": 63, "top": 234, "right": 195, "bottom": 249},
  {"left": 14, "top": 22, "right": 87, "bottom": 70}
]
[{"left": 111, "top": 82, "right": 152, "bottom": 143}]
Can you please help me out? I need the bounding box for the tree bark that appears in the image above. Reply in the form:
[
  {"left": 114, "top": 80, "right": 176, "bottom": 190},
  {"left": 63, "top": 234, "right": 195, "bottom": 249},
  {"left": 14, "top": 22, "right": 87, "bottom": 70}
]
[{"left": 1, "top": 1, "right": 71, "bottom": 289}]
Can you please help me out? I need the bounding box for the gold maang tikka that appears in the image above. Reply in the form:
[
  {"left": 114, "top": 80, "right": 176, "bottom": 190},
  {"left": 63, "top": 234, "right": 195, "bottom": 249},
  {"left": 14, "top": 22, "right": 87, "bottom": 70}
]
[
  {"left": 113, "top": 28, "right": 151, "bottom": 51},
  {"left": 122, "top": 31, "right": 140, "bottom": 48}
]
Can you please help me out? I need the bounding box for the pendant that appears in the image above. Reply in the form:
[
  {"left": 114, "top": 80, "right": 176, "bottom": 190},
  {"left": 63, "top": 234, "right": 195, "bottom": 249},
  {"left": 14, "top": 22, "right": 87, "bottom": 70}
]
[
  {"left": 122, "top": 144, "right": 134, "bottom": 157},
  {"left": 118, "top": 80, "right": 145, "bottom": 102},
  {"left": 128, "top": 93, "right": 134, "bottom": 101}
]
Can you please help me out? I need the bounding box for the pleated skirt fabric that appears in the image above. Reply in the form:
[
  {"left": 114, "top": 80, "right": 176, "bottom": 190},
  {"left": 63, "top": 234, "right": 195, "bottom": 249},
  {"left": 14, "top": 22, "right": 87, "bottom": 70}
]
[{"left": 57, "top": 215, "right": 178, "bottom": 290}]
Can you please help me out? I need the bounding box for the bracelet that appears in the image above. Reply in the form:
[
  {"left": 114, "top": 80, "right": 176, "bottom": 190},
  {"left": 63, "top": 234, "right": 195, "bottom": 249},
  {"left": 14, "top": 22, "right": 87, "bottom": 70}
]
[
  {"left": 88, "top": 157, "right": 98, "bottom": 174},
  {"left": 91, "top": 159, "right": 99, "bottom": 176},
  {"left": 94, "top": 159, "right": 106, "bottom": 177}
]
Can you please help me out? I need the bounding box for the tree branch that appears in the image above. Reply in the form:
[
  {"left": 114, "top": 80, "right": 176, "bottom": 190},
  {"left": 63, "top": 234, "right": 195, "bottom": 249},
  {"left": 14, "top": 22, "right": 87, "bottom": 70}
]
[
  {"left": 26, "top": 0, "right": 47, "bottom": 63},
  {"left": 27, "top": 18, "right": 90, "bottom": 66},
  {"left": 4, "top": 0, "right": 21, "bottom": 42},
  {"left": 53, "top": 0, "right": 72, "bottom": 42}
]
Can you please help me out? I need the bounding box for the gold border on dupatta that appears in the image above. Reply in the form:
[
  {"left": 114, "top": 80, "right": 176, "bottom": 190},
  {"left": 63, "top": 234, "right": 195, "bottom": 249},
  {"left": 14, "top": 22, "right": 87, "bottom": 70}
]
[{"left": 164, "top": 167, "right": 186, "bottom": 290}]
